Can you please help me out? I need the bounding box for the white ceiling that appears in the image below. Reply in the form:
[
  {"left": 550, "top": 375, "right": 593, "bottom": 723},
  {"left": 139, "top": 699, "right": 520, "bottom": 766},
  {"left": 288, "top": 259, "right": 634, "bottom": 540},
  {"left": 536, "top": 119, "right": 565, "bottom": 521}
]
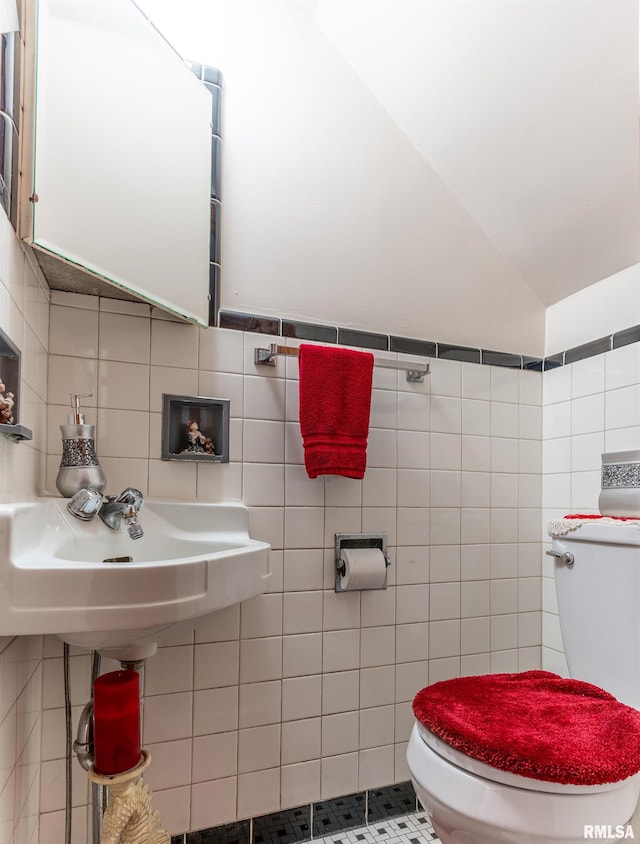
[
  {"left": 137, "top": 0, "right": 640, "bottom": 315},
  {"left": 313, "top": 0, "right": 640, "bottom": 306}
]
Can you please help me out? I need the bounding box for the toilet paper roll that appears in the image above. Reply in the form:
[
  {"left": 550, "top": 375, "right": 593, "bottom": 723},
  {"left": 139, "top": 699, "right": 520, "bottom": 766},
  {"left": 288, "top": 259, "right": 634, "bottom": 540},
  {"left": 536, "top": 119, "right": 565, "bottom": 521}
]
[{"left": 338, "top": 547, "right": 387, "bottom": 591}]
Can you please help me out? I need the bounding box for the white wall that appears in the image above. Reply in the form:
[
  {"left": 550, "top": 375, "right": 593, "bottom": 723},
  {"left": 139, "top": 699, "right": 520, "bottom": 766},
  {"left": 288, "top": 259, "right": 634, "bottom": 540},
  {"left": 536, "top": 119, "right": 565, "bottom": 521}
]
[
  {"left": 136, "top": 0, "right": 547, "bottom": 356},
  {"left": 545, "top": 262, "right": 640, "bottom": 356},
  {"left": 0, "top": 208, "right": 49, "bottom": 844},
  {"left": 38, "top": 296, "right": 542, "bottom": 836},
  {"left": 542, "top": 260, "right": 640, "bottom": 673},
  {"left": 541, "top": 340, "right": 640, "bottom": 675}
]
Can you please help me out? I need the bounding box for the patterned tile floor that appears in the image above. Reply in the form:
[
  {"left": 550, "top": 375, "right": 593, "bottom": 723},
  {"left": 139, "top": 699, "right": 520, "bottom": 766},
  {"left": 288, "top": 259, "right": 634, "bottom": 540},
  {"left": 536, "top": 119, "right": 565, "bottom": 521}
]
[{"left": 307, "top": 811, "right": 440, "bottom": 844}]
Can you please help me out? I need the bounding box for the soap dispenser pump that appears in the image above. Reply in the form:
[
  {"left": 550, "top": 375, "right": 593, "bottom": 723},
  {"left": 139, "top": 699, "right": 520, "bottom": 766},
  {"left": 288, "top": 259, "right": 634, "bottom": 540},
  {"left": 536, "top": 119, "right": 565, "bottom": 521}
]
[{"left": 56, "top": 394, "right": 107, "bottom": 498}]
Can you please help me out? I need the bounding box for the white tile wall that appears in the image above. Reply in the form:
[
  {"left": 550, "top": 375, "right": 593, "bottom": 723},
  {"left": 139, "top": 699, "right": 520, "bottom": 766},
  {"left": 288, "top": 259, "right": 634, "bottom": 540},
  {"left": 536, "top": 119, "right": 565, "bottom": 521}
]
[
  {"left": 36, "top": 305, "right": 546, "bottom": 834},
  {"left": 0, "top": 209, "right": 48, "bottom": 844},
  {"left": 541, "top": 343, "right": 640, "bottom": 673},
  {"left": 0, "top": 241, "right": 552, "bottom": 844}
]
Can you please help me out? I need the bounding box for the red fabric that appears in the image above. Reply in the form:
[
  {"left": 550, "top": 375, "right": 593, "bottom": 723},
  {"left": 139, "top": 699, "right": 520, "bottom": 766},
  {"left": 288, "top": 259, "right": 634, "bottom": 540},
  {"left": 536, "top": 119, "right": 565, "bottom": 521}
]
[
  {"left": 299, "top": 344, "right": 374, "bottom": 479},
  {"left": 565, "top": 513, "right": 637, "bottom": 521},
  {"left": 413, "top": 670, "right": 640, "bottom": 785},
  {"left": 93, "top": 670, "right": 141, "bottom": 775}
]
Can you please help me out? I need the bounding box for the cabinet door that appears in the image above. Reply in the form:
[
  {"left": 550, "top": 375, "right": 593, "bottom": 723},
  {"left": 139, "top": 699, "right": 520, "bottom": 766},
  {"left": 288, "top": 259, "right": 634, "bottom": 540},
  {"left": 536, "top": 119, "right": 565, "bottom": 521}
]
[{"left": 31, "top": 0, "right": 212, "bottom": 324}]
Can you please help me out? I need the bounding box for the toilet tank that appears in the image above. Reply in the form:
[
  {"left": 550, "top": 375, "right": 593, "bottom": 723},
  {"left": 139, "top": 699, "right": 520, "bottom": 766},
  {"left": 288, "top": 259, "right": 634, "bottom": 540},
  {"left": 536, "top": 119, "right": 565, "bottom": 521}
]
[{"left": 551, "top": 522, "right": 640, "bottom": 709}]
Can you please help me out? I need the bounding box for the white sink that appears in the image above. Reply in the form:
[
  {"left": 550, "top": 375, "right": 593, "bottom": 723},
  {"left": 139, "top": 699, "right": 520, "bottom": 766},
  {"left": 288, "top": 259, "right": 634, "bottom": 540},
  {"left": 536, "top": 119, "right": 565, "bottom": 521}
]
[{"left": 0, "top": 498, "right": 271, "bottom": 660}]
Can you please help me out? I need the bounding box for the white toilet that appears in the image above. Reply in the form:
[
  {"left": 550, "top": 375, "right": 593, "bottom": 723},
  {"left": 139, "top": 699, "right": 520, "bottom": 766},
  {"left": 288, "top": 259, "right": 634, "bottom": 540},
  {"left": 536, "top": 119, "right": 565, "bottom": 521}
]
[{"left": 407, "top": 520, "right": 640, "bottom": 843}]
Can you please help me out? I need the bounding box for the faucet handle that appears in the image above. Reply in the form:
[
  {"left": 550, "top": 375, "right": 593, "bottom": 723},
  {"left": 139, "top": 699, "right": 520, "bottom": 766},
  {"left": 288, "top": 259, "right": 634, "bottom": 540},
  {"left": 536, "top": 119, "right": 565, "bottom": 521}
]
[
  {"left": 67, "top": 488, "right": 104, "bottom": 520},
  {"left": 116, "top": 487, "right": 144, "bottom": 510}
]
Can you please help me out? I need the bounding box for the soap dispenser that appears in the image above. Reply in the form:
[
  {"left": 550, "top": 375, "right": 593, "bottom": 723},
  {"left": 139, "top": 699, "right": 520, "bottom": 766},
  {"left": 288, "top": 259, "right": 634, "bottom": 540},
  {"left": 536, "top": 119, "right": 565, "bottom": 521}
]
[{"left": 56, "top": 394, "right": 107, "bottom": 498}]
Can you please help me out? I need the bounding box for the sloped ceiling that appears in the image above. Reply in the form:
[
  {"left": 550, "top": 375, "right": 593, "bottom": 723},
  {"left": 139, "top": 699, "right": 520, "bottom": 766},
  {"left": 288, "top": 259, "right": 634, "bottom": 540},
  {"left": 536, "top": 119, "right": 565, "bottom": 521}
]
[{"left": 313, "top": 0, "right": 640, "bottom": 306}]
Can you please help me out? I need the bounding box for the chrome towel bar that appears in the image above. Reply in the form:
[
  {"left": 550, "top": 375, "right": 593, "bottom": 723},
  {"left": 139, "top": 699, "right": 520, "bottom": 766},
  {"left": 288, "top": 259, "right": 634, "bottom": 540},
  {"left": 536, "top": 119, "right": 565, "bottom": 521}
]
[{"left": 254, "top": 343, "right": 429, "bottom": 383}]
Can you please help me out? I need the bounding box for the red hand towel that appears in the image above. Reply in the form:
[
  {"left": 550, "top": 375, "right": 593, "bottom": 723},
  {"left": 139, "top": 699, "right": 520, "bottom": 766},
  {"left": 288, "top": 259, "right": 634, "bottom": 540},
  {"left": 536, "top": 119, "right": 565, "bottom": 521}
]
[{"left": 299, "top": 344, "right": 374, "bottom": 479}]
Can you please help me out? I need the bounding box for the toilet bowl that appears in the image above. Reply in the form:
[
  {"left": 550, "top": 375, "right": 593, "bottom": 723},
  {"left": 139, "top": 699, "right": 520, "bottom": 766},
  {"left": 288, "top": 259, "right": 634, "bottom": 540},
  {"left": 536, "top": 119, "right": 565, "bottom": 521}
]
[
  {"left": 406, "top": 521, "right": 640, "bottom": 844},
  {"left": 408, "top": 723, "right": 640, "bottom": 844}
]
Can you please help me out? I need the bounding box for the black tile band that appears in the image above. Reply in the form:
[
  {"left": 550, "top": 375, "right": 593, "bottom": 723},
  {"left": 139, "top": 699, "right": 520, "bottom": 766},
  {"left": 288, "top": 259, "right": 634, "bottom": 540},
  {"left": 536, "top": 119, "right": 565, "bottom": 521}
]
[
  {"left": 564, "top": 336, "right": 612, "bottom": 364},
  {"left": 283, "top": 320, "right": 338, "bottom": 344},
  {"left": 183, "top": 782, "right": 418, "bottom": 844},
  {"left": 613, "top": 325, "right": 640, "bottom": 349},
  {"left": 217, "top": 309, "right": 640, "bottom": 371},
  {"left": 438, "top": 344, "right": 481, "bottom": 364},
  {"left": 189, "top": 62, "right": 224, "bottom": 327}
]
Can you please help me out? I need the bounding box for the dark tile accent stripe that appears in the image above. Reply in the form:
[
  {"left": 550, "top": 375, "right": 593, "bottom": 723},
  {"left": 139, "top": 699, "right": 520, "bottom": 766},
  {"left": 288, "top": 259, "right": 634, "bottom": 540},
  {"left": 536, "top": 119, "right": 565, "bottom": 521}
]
[
  {"left": 186, "top": 820, "right": 250, "bottom": 844},
  {"left": 389, "top": 336, "right": 436, "bottom": 357},
  {"left": 613, "top": 324, "right": 640, "bottom": 349},
  {"left": 217, "top": 310, "right": 640, "bottom": 370},
  {"left": 522, "top": 356, "right": 544, "bottom": 372},
  {"left": 204, "top": 82, "right": 223, "bottom": 136},
  {"left": 543, "top": 353, "right": 564, "bottom": 370},
  {"left": 438, "top": 344, "right": 480, "bottom": 364},
  {"left": 211, "top": 136, "right": 222, "bottom": 200},
  {"left": 203, "top": 66, "right": 224, "bottom": 86},
  {"left": 282, "top": 321, "right": 337, "bottom": 343},
  {"left": 367, "top": 782, "right": 418, "bottom": 823},
  {"left": 253, "top": 806, "right": 311, "bottom": 844},
  {"left": 312, "top": 792, "right": 366, "bottom": 837},
  {"left": 219, "top": 311, "right": 281, "bottom": 334},
  {"left": 337, "top": 328, "right": 389, "bottom": 351},
  {"left": 189, "top": 62, "right": 223, "bottom": 327},
  {"left": 210, "top": 201, "right": 221, "bottom": 264},
  {"left": 482, "top": 349, "right": 522, "bottom": 368},
  {"left": 179, "top": 783, "right": 419, "bottom": 844},
  {"left": 564, "top": 336, "right": 611, "bottom": 364},
  {"left": 209, "top": 265, "right": 221, "bottom": 327}
]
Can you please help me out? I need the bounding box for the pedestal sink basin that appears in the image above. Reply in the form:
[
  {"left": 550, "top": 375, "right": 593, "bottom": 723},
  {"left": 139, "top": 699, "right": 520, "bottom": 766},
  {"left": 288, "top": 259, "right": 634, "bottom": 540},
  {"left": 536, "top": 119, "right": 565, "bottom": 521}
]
[{"left": 0, "top": 498, "right": 271, "bottom": 660}]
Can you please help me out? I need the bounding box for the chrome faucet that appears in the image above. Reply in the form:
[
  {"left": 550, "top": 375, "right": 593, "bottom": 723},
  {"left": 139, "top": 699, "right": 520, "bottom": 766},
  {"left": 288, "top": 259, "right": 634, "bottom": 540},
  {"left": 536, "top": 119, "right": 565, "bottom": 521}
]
[
  {"left": 99, "top": 488, "right": 144, "bottom": 539},
  {"left": 67, "top": 486, "right": 144, "bottom": 539}
]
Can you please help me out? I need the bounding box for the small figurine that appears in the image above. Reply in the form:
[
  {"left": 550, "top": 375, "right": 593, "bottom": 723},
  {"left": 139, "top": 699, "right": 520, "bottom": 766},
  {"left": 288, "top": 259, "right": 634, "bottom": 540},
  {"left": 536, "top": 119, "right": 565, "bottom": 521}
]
[
  {"left": 204, "top": 436, "right": 215, "bottom": 455},
  {"left": 0, "top": 379, "right": 14, "bottom": 425},
  {"left": 182, "top": 419, "right": 207, "bottom": 453}
]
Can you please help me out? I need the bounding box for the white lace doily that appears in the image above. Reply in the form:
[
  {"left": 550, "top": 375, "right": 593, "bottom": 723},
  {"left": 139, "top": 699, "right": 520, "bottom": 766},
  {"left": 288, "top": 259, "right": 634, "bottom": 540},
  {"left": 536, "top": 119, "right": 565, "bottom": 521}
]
[{"left": 548, "top": 517, "right": 640, "bottom": 537}]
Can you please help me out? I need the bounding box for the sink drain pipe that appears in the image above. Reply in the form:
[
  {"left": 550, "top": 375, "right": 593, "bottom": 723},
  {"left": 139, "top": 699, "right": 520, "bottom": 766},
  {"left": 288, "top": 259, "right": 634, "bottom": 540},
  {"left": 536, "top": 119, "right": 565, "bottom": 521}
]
[
  {"left": 66, "top": 652, "right": 169, "bottom": 844},
  {"left": 64, "top": 647, "right": 106, "bottom": 844},
  {"left": 63, "top": 644, "right": 72, "bottom": 844}
]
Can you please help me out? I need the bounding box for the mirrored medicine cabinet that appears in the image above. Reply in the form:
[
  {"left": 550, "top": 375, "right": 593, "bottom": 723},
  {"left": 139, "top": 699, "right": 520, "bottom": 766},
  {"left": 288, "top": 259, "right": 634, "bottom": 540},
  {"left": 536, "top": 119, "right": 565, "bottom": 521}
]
[{"left": 13, "top": 0, "right": 215, "bottom": 325}]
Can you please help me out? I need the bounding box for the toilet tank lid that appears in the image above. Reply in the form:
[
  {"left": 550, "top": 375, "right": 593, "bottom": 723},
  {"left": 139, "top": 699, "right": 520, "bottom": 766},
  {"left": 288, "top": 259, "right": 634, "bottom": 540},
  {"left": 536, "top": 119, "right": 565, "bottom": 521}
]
[
  {"left": 548, "top": 514, "right": 640, "bottom": 538},
  {"left": 413, "top": 670, "right": 640, "bottom": 786}
]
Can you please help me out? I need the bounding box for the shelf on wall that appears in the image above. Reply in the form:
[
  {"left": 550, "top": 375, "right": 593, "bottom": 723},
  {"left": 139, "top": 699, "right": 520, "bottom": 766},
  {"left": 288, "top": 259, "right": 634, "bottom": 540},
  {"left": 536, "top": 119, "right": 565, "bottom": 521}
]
[
  {"left": 161, "top": 394, "right": 229, "bottom": 462},
  {"left": 0, "top": 326, "right": 33, "bottom": 443},
  {"left": 0, "top": 423, "right": 32, "bottom": 441}
]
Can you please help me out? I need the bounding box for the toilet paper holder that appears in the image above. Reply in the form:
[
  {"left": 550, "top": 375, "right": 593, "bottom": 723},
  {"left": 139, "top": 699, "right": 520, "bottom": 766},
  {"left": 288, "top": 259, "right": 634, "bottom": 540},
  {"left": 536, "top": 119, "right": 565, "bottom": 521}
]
[{"left": 335, "top": 533, "right": 390, "bottom": 592}]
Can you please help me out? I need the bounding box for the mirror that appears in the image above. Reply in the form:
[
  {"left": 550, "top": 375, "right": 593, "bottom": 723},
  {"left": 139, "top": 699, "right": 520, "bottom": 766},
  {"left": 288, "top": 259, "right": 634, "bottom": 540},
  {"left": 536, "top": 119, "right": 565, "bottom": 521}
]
[{"left": 28, "top": 0, "right": 213, "bottom": 324}]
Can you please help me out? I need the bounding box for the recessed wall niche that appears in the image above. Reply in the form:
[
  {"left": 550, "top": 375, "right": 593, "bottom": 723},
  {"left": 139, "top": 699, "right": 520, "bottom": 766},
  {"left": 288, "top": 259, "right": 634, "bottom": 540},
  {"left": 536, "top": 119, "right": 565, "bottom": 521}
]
[
  {"left": 161, "top": 394, "right": 229, "bottom": 462},
  {"left": 0, "top": 326, "right": 32, "bottom": 442}
]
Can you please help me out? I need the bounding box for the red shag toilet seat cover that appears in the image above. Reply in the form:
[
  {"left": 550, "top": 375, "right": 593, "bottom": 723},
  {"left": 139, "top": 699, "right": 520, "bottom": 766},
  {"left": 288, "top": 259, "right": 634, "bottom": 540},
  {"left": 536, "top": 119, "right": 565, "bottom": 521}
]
[{"left": 412, "top": 670, "right": 640, "bottom": 786}]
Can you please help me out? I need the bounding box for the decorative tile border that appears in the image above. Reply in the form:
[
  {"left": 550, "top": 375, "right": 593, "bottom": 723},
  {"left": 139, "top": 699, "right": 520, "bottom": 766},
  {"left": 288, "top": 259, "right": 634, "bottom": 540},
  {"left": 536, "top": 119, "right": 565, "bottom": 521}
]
[
  {"left": 613, "top": 325, "right": 640, "bottom": 350},
  {"left": 312, "top": 792, "right": 366, "bottom": 838},
  {"left": 174, "top": 782, "right": 419, "bottom": 844},
  {"left": 283, "top": 321, "right": 338, "bottom": 344},
  {"left": 218, "top": 309, "right": 640, "bottom": 372},
  {"left": 366, "top": 783, "right": 418, "bottom": 824},
  {"left": 564, "top": 336, "right": 612, "bottom": 365},
  {"left": 218, "top": 310, "right": 539, "bottom": 369},
  {"left": 188, "top": 62, "right": 223, "bottom": 327},
  {"left": 254, "top": 806, "right": 311, "bottom": 844},
  {"left": 546, "top": 325, "right": 640, "bottom": 368}
]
